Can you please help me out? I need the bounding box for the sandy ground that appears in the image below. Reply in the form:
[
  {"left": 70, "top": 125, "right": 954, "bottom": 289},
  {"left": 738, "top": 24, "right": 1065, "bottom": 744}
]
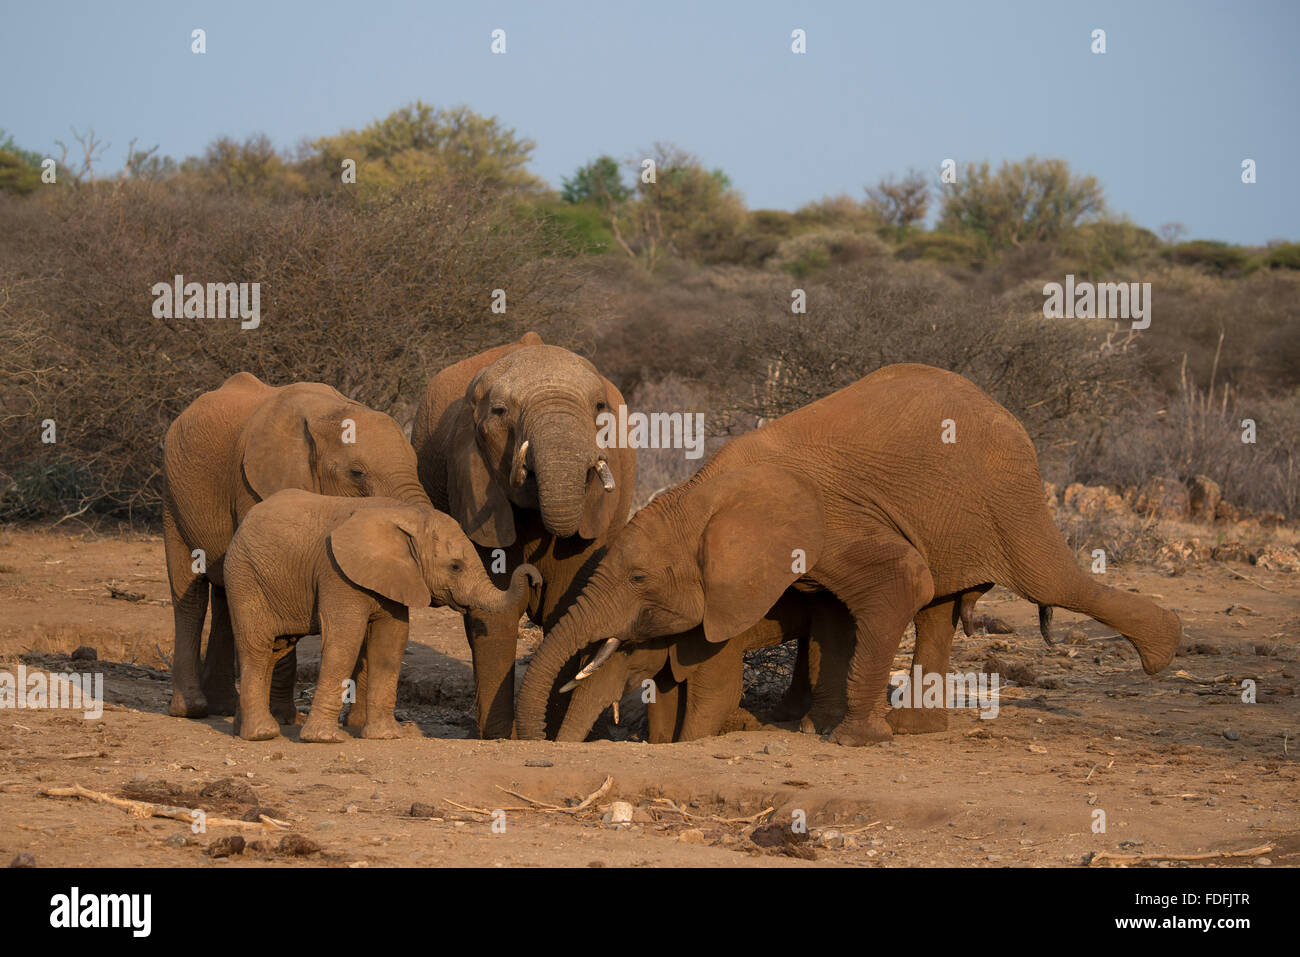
[{"left": 1, "top": 525, "right": 1297, "bottom": 868}]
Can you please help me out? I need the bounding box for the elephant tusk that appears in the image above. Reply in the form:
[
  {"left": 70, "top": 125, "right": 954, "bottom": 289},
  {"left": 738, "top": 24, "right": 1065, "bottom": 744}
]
[
  {"left": 612, "top": 700, "right": 620, "bottom": 725},
  {"left": 566, "top": 636, "right": 622, "bottom": 689},
  {"left": 595, "top": 459, "right": 615, "bottom": 492},
  {"left": 510, "top": 439, "right": 530, "bottom": 488}
]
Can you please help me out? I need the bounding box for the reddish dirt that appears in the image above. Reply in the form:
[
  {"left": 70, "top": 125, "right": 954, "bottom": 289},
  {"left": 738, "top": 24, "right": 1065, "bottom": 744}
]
[{"left": 1, "top": 525, "right": 1297, "bottom": 868}]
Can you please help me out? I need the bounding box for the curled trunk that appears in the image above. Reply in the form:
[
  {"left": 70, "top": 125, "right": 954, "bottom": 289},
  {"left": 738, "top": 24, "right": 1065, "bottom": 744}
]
[
  {"left": 460, "top": 564, "right": 538, "bottom": 616},
  {"left": 516, "top": 587, "right": 615, "bottom": 739}
]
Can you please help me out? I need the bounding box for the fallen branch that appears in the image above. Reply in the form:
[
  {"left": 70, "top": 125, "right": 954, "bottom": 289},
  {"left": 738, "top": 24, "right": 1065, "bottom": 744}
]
[
  {"left": 1088, "top": 842, "right": 1273, "bottom": 867},
  {"left": 1217, "top": 564, "right": 1286, "bottom": 594},
  {"left": 40, "top": 783, "right": 289, "bottom": 830},
  {"left": 652, "top": 798, "right": 775, "bottom": 826},
  {"left": 445, "top": 776, "right": 615, "bottom": 817}
]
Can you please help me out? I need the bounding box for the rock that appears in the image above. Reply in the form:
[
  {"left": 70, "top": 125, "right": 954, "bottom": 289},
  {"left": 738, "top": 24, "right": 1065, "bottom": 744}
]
[
  {"left": 163, "top": 833, "right": 190, "bottom": 848},
  {"left": 524, "top": 760, "right": 554, "bottom": 768},
  {"left": 1188, "top": 643, "right": 1223, "bottom": 656},
  {"left": 762, "top": 741, "right": 790, "bottom": 756},
  {"left": 1222, "top": 728, "right": 1240, "bottom": 741},
  {"left": 1254, "top": 857, "right": 1272, "bottom": 866},
  {"left": 1134, "top": 476, "right": 1190, "bottom": 520},
  {"left": 817, "top": 829, "right": 844, "bottom": 848},
  {"left": 1155, "top": 538, "right": 1210, "bottom": 566},
  {"left": 1063, "top": 483, "right": 1125, "bottom": 516},
  {"left": 8, "top": 853, "right": 35, "bottom": 868},
  {"left": 1253, "top": 545, "right": 1300, "bottom": 573},
  {"left": 1065, "top": 628, "right": 1089, "bottom": 645},
  {"left": 1225, "top": 604, "right": 1256, "bottom": 616},
  {"left": 277, "top": 834, "right": 321, "bottom": 857},
  {"left": 70, "top": 646, "right": 98, "bottom": 661},
  {"left": 1214, "top": 500, "right": 1242, "bottom": 523},
  {"left": 603, "top": 801, "right": 634, "bottom": 825},
  {"left": 409, "top": 802, "right": 438, "bottom": 818},
  {"left": 1210, "top": 541, "right": 1250, "bottom": 563},
  {"left": 679, "top": 828, "right": 707, "bottom": 844},
  {"left": 200, "top": 778, "right": 256, "bottom": 802},
  {"left": 1188, "top": 475, "right": 1222, "bottom": 519},
  {"left": 1042, "top": 482, "right": 1059, "bottom": 510},
  {"left": 973, "top": 614, "right": 1016, "bottom": 635},
  {"left": 205, "top": 836, "right": 246, "bottom": 858}
]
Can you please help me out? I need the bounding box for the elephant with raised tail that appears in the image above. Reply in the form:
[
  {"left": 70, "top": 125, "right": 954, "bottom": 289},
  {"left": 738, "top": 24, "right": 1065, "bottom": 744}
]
[
  {"left": 163, "top": 372, "right": 434, "bottom": 721},
  {"left": 517, "top": 363, "right": 1183, "bottom": 746},
  {"left": 411, "top": 332, "right": 636, "bottom": 739}
]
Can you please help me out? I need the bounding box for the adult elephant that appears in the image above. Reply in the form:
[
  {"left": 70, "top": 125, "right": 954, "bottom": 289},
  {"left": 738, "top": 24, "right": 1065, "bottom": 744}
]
[
  {"left": 517, "top": 364, "right": 1182, "bottom": 745},
  {"left": 556, "top": 590, "right": 854, "bottom": 743},
  {"left": 411, "top": 332, "right": 635, "bottom": 738},
  {"left": 164, "top": 372, "right": 432, "bottom": 720}
]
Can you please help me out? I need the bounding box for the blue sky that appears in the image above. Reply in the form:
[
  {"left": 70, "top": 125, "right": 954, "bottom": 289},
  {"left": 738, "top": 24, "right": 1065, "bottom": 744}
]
[{"left": 3, "top": 0, "right": 1296, "bottom": 243}]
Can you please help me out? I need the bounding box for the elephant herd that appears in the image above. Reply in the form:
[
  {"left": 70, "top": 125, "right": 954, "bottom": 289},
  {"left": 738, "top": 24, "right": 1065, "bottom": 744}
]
[{"left": 161, "top": 332, "right": 1183, "bottom": 746}]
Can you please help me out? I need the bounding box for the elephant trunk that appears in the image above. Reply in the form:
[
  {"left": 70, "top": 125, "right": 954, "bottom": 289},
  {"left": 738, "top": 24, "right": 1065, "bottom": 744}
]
[
  {"left": 387, "top": 478, "right": 434, "bottom": 510},
  {"left": 525, "top": 411, "right": 596, "bottom": 539},
  {"left": 556, "top": 652, "right": 632, "bottom": 743},
  {"left": 517, "top": 580, "right": 622, "bottom": 739},
  {"left": 457, "top": 563, "right": 538, "bottom": 617}
]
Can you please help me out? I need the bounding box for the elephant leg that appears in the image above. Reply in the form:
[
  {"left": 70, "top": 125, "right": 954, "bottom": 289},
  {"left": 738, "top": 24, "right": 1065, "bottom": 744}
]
[
  {"left": 464, "top": 608, "right": 525, "bottom": 740},
  {"left": 770, "top": 636, "right": 812, "bottom": 722},
  {"left": 268, "top": 648, "right": 300, "bottom": 726},
  {"left": 165, "top": 511, "right": 210, "bottom": 718},
  {"left": 234, "top": 641, "right": 284, "bottom": 741},
  {"left": 802, "top": 598, "right": 853, "bottom": 734},
  {"left": 200, "top": 585, "right": 238, "bottom": 715},
  {"left": 827, "top": 542, "right": 934, "bottom": 747},
  {"left": 677, "top": 644, "right": 746, "bottom": 742},
  {"left": 646, "top": 675, "right": 685, "bottom": 744},
  {"left": 359, "top": 614, "right": 409, "bottom": 740},
  {"left": 888, "top": 596, "right": 960, "bottom": 734},
  {"left": 344, "top": 650, "right": 368, "bottom": 729},
  {"left": 301, "top": 607, "right": 368, "bottom": 743}
]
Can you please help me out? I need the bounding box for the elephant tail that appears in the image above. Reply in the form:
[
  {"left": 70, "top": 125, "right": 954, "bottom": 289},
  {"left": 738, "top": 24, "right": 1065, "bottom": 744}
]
[{"left": 1038, "top": 604, "right": 1054, "bottom": 645}]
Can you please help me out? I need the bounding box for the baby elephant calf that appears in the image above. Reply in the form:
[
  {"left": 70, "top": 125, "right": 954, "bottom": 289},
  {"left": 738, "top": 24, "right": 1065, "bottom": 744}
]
[{"left": 225, "top": 489, "right": 539, "bottom": 742}]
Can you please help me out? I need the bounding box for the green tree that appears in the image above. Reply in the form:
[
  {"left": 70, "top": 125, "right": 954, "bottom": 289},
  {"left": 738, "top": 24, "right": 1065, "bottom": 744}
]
[
  {"left": 306, "top": 101, "right": 541, "bottom": 193},
  {"left": 938, "top": 156, "right": 1105, "bottom": 253},
  {"left": 561, "top": 155, "right": 630, "bottom": 207}
]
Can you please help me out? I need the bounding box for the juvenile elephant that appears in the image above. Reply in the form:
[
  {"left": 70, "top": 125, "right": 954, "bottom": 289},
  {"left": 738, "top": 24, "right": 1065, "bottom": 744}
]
[
  {"left": 225, "top": 490, "right": 539, "bottom": 742},
  {"left": 163, "top": 372, "right": 432, "bottom": 720},
  {"left": 411, "top": 332, "right": 636, "bottom": 738},
  {"left": 517, "top": 364, "right": 1182, "bottom": 745},
  {"left": 557, "top": 591, "right": 854, "bottom": 743}
]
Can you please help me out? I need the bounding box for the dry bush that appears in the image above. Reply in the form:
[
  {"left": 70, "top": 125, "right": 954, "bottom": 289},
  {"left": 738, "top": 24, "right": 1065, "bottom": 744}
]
[{"left": 0, "top": 182, "right": 592, "bottom": 523}]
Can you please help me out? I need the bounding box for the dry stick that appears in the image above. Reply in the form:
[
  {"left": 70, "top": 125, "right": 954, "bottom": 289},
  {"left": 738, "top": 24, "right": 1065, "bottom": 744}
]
[
  {"left": 446, "top": 776, "right": 615, "bottom": 817},
  {"left": 652, "top": 798, "right": 776, "bottom": 826},
  {"left": 1217, "top": 563, "right": 1286, "bottom": 595},
  {"left": 1089, "top": 842, "right": 1273, "bottom": 867},
  {"left": 40, "top": 783, "right": 289, "bottom": 830}
]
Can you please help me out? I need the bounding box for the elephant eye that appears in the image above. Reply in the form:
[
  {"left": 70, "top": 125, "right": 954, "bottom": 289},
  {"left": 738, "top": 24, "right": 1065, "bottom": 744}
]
[
  {"left": 449, "top": 560, "right": 464, "bottom": 573},
  {"left": 490, "top": 404, "right": 507, "bottom": 416},
  {"left": 595, "top": 400, "right": 607, "bottom": 413},
  {"left": 629, "top": 572, "right": 646, "bottom": 584}
]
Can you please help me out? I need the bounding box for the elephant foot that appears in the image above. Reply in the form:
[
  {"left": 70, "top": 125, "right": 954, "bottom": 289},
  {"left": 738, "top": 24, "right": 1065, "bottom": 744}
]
[
  {"left": 798, "top": 716, "right": 817, "bottom": 734},
  {"left": 361, "top": 718, "right": 404, "bottom": 740},
  {"left": 343, "top": 705, "right": 367, "bottom": 729},
  {"left": 887, "top": 707, "right": 950, "bottom": 735},
  {"left": 201, "top": 680, "right": 238, "bottom": 716},
  {"left": 299, "top": 718, "right": 346, "bottom": 743},
  {"left": 238, "top": 713, "right": 282, "bottom": 741},
  {"left": 828, "top": 715, "right": 893, "bottom": 747},
  {"left": 169, "top": 688, "right": 208, "bottom": 719}
]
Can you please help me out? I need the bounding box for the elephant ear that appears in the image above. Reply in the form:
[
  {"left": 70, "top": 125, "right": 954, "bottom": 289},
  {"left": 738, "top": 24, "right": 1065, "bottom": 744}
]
[
  {"left": 578, "top": 377, "right": 632, "bottom": 540},
  {"left": 328, "top": 507, "right": 431, "bottom": 608},
  {"left": 242, "top": 393, "right": 320, "bottom": 499},
  {"left": 445, "top": 399, "right": 516, "bottom": 548},
  {"left": 700, "top": 467, "right": 825, "bottom": 644}
]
